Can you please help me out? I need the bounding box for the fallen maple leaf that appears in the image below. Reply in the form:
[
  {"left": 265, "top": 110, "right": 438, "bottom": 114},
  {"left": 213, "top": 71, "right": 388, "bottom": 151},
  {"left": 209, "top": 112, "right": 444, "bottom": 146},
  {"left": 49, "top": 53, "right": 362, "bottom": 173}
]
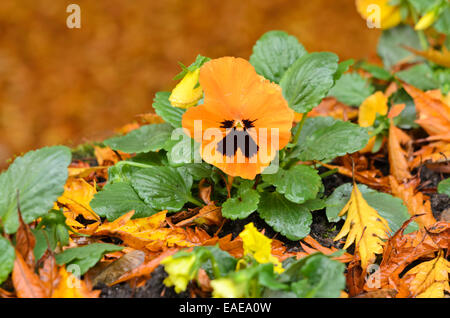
[
  {"left": 15, "top": 202, "right": 36, "bottom": 266},
  {"left": 398, "top": 250, "right": 450, "bottom": 298},
  {"left": 334, "top": 182, "right": 391, "bottom": 270}
]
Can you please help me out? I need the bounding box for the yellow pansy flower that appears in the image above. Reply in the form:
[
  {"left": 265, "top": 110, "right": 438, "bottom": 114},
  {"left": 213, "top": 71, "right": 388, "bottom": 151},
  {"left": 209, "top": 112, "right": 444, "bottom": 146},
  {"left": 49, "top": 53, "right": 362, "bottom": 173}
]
[
  {"left": 355, "top": 0, "right": 402, "bottom": 29},
  {"left": 358, "top": 91, "right": 388, "bottom": 153},
  {"left": 239, "top": 222, "right": 284, "bottom": 274},
  {"left": 160, "top": 254, "right": 196, "bottom": 293},
  {"left": 211, "top": 278, "right": 245, "bottom": 298},
  {"left": 169, "top": 68, "right": 203, "bottom": 109}
]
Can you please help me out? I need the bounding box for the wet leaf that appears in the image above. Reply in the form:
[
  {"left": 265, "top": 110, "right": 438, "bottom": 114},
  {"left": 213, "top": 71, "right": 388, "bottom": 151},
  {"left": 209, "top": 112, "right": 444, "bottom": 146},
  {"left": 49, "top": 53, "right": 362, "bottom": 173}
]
[
  {"left": 334, "top": 182, "right": 391, "bottom": 270},
  {"left": 12, "top": 251, "right": 47, "bottom": 298}
]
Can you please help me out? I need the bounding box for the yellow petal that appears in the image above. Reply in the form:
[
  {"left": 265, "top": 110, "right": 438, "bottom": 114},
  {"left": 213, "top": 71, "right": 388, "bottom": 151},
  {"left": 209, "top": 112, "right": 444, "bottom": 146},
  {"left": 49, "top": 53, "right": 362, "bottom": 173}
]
[
  {"left": 355, "top": 0, "right": 402, "bottom": 29},
  {"left": 415, "top": 10, "right": 438, "bottom": 31},
  {"left": 239, "top": 223, "right": 283, "bottom": 273},
  {"left": 169, "top": 68, "right": 203, "bottom": 109},
  {"left": 211, "top": 278, "right": 244, "bottom": 298},
  {"left": 161, "top": 254, "right": 196, "bottom": 293}
]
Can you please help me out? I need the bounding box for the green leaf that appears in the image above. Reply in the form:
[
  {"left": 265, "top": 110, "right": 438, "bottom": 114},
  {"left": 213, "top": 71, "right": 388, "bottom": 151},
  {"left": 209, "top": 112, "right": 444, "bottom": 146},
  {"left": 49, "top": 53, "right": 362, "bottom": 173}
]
[
  {"left": 90, "top": 182, "right": 157, "bottom": 221},
  {"left": 152, "top": 91, "right": 186, "bottom": 128},
  {"left": 200, "top": 246, "right": 237, "bottom": 278},
  {"left": 183, "top": 163, "right": 214, "bottom": 181},
  {"left": 131, "top": 166, "right": 193, "bottom": 211},
  {"left": 438, "top": 178, "right": 450, "bottom": 196},
  {"left": 55, "top": 243, "right": 123, "bottom": 275},
  {"left": 360, "top": 62, "right": 393, "bottom": 81},
  {"left": 389, "top": 88, "right": 418, "bottom": 129},
  {"left": 434, "top": 6, "right": 450, "bottom": 35},
  {"left": 334, "top": 59, "right": 355, "bottom": 81},
  {"left": 408, "top": 0, "right": 441, "bottom": 14},
  {"left": 282, "top": 254, "right": 345, "bottom": 298},
  {"left": 104, "top": 123, "right": 174, "bottom": 154},
  {"left": 289, "top": 117, "right": 370, "bottom": 161},
  {"left": 173, "top": 55, "right": 210, "bottom": 80},
  {"left": 328, "top": 73, "right": 375, "bottom": 106},
  {"left": 0, "top": 146, "right": 71, "bottom": 234},
  {"left": 377, "top": 24, "right": 423, "bottom": 70},
  {"left": 258, "top": 192, "right": 312, "bottom": 241},
  {"left": 325, "top": 183, "right": 419, "bottom": 233},
  {"left": 280, "top": 52, "right": 339, "bottom": 113},
  {"left": 0, "top": 237, "right": 15, "bottom": 284},
  {"left": 263, "top": 165, "right": 321, "bottom": 204},
  {"left": 396, "top": 63, "right": 440, "bottom": 91},
  {"left": 222, "top": 181, "right": 260, "bottom": 220},
  {"left": 250, "top": 30, "right": 307, "bottom": 83}
]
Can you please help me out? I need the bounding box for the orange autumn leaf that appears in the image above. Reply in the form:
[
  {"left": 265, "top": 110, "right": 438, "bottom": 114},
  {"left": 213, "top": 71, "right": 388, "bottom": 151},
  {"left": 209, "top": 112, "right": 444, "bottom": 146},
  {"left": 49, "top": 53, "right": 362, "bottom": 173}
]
[
  {"left": 389, "top": 176, "right": 436, "bottom": 227},
  {"left": 410, "top": 141, "right": 450, "bottom": 168},
  {"left": 12, "top": 251, "right": 47, "bottom": 298},
  {"left": 182, "top": 57, "right": 294, "bottom": 180},
  {"left": 299, "top": 235, "right": 353, "bottom": 263},
  {"left": 403, "top": 84, "right": 450, "bottom": 138},
  {"left": 388, "top": 122, "right": 412, "bottom": 182},
  {"left": 404, "top": 46, "right": 450, "bottom": 68},
  {"left": 51, "top": 267, "right": 100, "bottom": 298},
  {"left": 372, "top": 219, "right": 448, "bottom": 290},
  {"left": 15, "top": 206, "right": 36, "bottom": 267}
]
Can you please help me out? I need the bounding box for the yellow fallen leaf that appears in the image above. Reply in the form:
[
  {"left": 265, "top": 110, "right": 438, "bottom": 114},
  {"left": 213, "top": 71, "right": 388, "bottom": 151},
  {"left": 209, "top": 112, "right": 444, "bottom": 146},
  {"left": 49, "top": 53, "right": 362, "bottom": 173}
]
[
  {"left": 57, "top": 178, "right": 99, "bottom": 222},
  {"left": 52, "top": 267, "right": 100, "bottom": 298},
  {"left": 358, "top": 91, "right": 388, "bottom": 153},
  {"left": 334, "top": 182, "right": 391, "bottom": 270},
  {"left": 401, "top": 251, "right": 450, "bottom": 298}
]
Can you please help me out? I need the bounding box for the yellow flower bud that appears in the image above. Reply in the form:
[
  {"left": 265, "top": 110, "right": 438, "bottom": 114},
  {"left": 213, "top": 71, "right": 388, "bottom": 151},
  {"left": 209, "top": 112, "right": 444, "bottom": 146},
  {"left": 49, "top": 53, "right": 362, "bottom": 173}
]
[
  {"left": 169, "top": 68, "right": 203, "bottom": 109},
  {"left": 211, "top": 278, "right": 245, "bottom": 298},
  {"left": 160, "top": 254, "right": 196, "bottom": 293},
  {"left": 415, "top": 10, "right": 438, "bottom": 30},
  {"left": 239, "top": 223, "right": 284, "bottom": 274}
]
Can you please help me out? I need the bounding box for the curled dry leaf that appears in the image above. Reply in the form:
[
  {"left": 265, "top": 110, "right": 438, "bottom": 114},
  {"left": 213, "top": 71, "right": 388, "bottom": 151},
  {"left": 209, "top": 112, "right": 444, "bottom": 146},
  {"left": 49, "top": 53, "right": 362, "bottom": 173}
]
[
  {"left": 404, "top": 46, "right": 450, "bottom": 68},
  {"left": 299, "top": 235, "right": 353, "bottom": 263}
]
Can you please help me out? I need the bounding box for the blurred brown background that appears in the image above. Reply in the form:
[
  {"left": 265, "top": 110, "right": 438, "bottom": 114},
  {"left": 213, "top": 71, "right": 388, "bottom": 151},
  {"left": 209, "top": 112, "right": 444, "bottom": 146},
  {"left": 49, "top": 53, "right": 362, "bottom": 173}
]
[{"left": 0, "top": 0, "right": 380, "bottom": 168}]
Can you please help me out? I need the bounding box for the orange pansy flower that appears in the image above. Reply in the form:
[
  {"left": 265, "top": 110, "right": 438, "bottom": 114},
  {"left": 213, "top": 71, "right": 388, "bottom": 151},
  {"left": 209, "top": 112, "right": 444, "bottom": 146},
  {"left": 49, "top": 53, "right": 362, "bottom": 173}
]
[{"left": 182, "top": 57, "right": 294, "bottom": 180}]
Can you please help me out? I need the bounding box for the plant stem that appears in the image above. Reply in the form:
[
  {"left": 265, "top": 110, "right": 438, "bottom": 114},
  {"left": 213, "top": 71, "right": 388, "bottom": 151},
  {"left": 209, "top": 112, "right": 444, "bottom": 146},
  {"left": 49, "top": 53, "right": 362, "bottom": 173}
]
[
  {"left": 409, "top": 3, "right": 429, "bottom": 50},
  {"left": 292, "top": 112, "right": 308, "bottom": 146},
  {"left": 188, "top": 196, "right": 204, "bottom": 207},
  {"left": 319, "top": 168, "right": 338, "bottom": 178},
  {"left": 115, "top": 160, "right": 153, "bottom": 169}
]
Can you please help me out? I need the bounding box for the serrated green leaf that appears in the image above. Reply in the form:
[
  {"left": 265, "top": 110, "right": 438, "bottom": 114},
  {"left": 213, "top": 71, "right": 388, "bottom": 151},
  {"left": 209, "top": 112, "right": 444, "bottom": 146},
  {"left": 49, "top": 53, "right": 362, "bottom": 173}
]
[
  {"left": 389, "top": 88, "right": 418, "bottom": 129},
  {"left": 152, "top": 91, "right": 186, "bottom": 128},
  {"left": 434, "top": 6, "right": 450, "bottom": 34},
  {"left": 55, "top": 243, "right": 123, "bottom": 275},
  {"left": 360, "top": 62, "right": 393, "bottom": 81},
  {"left": 130, "top": 166, "right": 193, "bottom": 211},
  {"left": 0, "top": 237, "right": 15, "bottom": 284},
  {"left": 334, "top": 59, "right": 355, "bottom": 81},
  {"left": 377, "top": 24, "right": 423, "bottom": 70},
  {"left": 104, "top": 123, "right": 174, "bottom": 154},
  {"left": 282, "top": 254, "right": 345, "bottom": 298},
  {"left": 438, "top": 178, "right": 450, "bottom": 196},
  {"left": 258, "top": 192, "right": 312, "bottom": 241},
  {"left": 328, "top": 73, "right": 375, "bottom": 106},
  {"left": 289, "top": 117, "right": 370, "bottom": 162},
  {"left": 280, "top": 52, "right": 339, "bottom": 113},
  {"left": 222, "top": 181, "right": 260, "bottom": 220},
  {"left": 263, "top": 165, "right": 321, "bottom": 204},
  {"left": 396, "top": 63, "right": 440, "bottom": 90},
  {"left": 325, "top": 183, "right": 419, "bottom": 233},
  {"left": 90, "top": 182, "right": 157, "bottom": 221},
  {"left": 0, "top": 146, "right": 71, "bottom": 234},
  {"left": 250, "top": 30, "right": 307, "bottom": 83}
]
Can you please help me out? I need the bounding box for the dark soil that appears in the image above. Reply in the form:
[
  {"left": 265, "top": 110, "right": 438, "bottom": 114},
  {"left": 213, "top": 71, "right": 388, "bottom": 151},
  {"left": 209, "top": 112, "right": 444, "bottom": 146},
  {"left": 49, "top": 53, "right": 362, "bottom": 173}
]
[{"left": 98, "top": 266, "right": 189, "bottom": 298}]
